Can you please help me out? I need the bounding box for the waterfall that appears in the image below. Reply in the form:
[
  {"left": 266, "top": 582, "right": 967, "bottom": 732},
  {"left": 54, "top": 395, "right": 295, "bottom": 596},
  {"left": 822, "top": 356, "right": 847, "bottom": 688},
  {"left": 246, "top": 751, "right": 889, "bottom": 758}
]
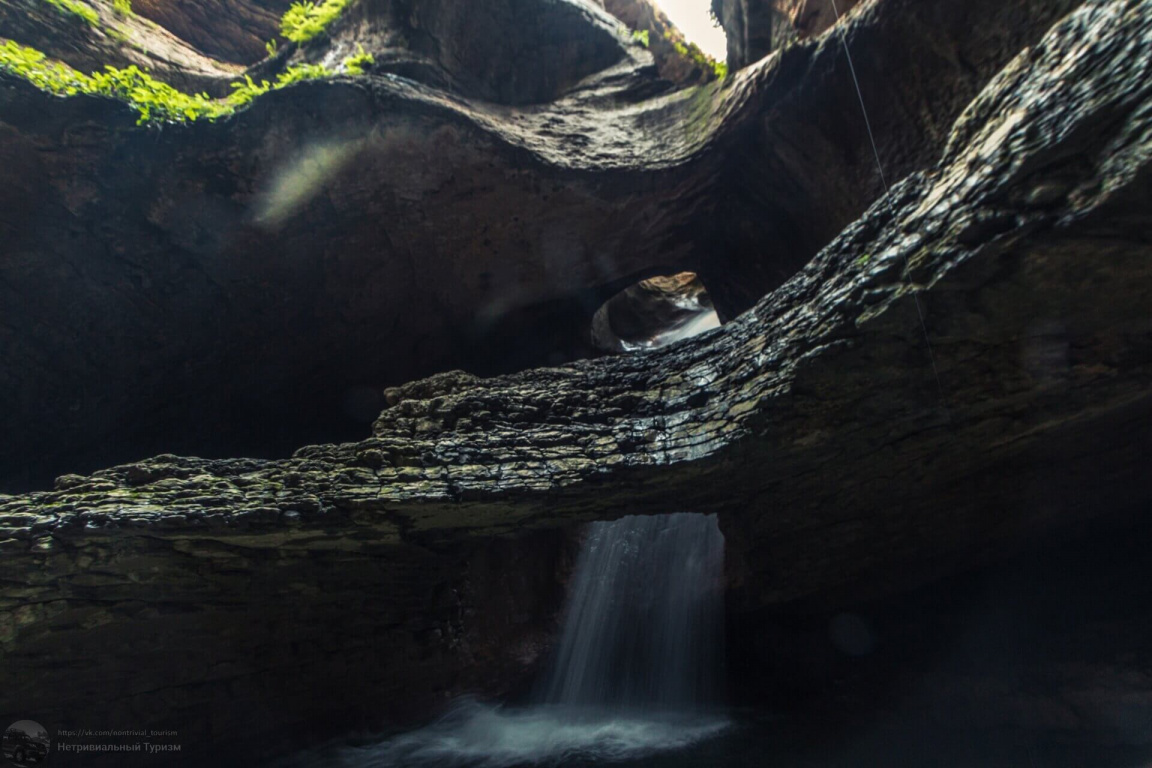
[
  {"left": 321, "top": 513, "right": 728, "bottom": 768},
  {"left": 538, "top": 513, "right": 726, "bottom": 709}
]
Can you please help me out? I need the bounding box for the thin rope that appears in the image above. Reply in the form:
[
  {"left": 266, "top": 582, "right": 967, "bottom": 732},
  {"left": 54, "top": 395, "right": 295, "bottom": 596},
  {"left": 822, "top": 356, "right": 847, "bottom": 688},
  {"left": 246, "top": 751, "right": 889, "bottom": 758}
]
[{"left": 830, "top": 0, "right": 950, "bottom": 421}]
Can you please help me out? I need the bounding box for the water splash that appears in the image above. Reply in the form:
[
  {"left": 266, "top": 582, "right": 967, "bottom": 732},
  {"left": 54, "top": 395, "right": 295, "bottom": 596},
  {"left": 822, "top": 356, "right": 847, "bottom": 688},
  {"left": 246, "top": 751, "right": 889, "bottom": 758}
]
[
  {"left": 309, "top": 514, "right": 727, "bottom": 767},
  {"left": 620, "top": 307, "right": 721, "bottom": 352},
  {"left": 333, "top": 700, "right": 729, "bottom": 767}
]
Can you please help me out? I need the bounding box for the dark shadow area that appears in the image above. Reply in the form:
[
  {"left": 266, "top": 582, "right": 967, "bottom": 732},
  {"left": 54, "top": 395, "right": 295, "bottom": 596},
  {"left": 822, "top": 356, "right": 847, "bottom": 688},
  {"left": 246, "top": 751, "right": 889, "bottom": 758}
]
[{"left": 726, "top": 504, "right": 1152, "bottom": 765}]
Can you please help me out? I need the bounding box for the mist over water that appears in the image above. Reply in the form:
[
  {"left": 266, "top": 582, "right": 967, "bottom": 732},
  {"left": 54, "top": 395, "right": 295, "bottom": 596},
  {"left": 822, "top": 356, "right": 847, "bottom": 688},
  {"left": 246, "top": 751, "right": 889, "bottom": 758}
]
[
  {"left": 538, "top": 513, "right": 726, "bottom": 709},
  {"left": 309, "top": 514, "right": 728, "bottom": 767},
  {"left": 334, "top": 701, "right": 729, "bottom": 767}
]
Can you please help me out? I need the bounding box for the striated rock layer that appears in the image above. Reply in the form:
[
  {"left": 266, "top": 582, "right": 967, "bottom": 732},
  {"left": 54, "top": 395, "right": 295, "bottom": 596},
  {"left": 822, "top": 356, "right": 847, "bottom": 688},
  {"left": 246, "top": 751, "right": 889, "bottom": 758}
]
[
  {"left": 0, "top": 0, "right": 1079, "bottom": 491},
  {"left": 0, "top": 0, "right": 1150, "bottom": 762}
]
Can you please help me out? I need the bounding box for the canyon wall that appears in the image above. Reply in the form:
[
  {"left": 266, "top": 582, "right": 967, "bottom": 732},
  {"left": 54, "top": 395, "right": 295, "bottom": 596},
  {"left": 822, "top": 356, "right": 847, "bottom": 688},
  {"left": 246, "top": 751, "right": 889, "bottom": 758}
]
[{"left": 0, "top": 0, "right": 1150, "bottom": 763}]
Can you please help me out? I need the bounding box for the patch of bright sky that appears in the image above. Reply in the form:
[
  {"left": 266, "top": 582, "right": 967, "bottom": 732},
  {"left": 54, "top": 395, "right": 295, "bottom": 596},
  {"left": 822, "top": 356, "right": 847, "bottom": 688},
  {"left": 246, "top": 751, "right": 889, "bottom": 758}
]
[{"left": 655, "top": 0, "right": 727, "bottom": 60}]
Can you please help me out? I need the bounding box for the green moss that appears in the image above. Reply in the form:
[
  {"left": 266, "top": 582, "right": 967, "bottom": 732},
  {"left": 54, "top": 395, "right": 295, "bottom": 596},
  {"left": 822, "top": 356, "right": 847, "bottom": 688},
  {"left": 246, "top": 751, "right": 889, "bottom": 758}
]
[
  {"left": 112, "top": 0, "right": 132, "bottom": 15},
  {"left": 270, "top": 62, "right": 331, "bottom": 87},
  {"left": 630, "top": 29, "right": 650, "bottom": 48},
  {"left": 0, "top": 41, "right": 344, "bottom": 125},
  {"left": 341, "top": 44, "right": 374, "bottom": 74},
  {"left": 0, "top": 41, "right": 100, "bottom": 96},
  {"left": 280, "top": 0, "right": 352, "bottom": 43},
  {"left": 664, "top": 29, "right": 727, "bottom": 80},
  {"left": 226, "top": 74, "right": 272, "bottom": 109},
  {"left": 42, "top": 0, "right": 98, "bottom": 26}
]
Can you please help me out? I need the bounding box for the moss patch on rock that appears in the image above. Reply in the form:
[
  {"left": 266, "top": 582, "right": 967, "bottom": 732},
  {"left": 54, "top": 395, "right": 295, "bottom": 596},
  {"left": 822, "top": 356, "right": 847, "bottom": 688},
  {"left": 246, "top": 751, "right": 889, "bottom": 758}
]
[{"left": 0, "top": 39, "right": 377, "bottom": 124}]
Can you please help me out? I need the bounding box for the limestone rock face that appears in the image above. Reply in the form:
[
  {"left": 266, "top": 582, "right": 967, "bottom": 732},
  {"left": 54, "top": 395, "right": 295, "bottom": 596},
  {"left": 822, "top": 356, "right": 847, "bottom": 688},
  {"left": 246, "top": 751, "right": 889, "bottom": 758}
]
[
  {"left": 0, "top": 0, "right": 1077, "bottom": 493},
  {"left": 0, "top": 0, "right": 248, "bottom": 93},
  {"left": 131, "top": 0, "right": 293, "bottom": 65},
  {"left": 320, "top": 0, "right": 630, "bottom": 105},
  {"left": 0, "top": 0, "right": 1149, "bottom": 761},
  {"left": 712, "top": 0, "right": 862, "bottom": 68}
]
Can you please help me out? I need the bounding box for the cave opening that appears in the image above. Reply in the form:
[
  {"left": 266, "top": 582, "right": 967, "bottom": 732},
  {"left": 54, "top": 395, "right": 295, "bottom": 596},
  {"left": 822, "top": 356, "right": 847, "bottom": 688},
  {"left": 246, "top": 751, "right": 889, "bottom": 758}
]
[
  {"left": 648, "top": 0, "right": 728, "bottom": 59},
  {"left": 591, "top": 272, "right": 722, "bottom": 352}
]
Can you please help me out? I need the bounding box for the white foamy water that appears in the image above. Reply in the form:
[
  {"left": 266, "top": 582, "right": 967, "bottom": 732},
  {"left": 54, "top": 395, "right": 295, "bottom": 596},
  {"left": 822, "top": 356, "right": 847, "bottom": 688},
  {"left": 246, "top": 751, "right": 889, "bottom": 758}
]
[
  {"left": 334, "top": 699, "right": 729, "bottom": 767},
  {"left": 298, "top": 514, "right": 728, "bottom": 767},
  {"left": 538, "top": 514, "right": 726, "bottom": 708},
  {"left": 621, "top": 308, "right": 722, "bottom": 351}
]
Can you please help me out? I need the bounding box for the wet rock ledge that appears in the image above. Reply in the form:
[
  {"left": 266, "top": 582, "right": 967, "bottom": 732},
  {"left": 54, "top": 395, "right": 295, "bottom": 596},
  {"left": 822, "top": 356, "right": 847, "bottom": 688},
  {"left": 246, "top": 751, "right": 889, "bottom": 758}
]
[{"left": 0, "top": 0, "right": 1150, "bottom": 764}]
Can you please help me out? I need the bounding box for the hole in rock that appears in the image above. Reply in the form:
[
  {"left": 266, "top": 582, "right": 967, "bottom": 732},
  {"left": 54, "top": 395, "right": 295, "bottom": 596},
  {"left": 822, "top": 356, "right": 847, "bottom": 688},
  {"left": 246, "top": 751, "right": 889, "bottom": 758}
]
[
  {"left": 649, "top": 0, "right": 728, "bottom": 59},
  {"left": 592, "top": 272, "right": 722, "bottom": 352}
]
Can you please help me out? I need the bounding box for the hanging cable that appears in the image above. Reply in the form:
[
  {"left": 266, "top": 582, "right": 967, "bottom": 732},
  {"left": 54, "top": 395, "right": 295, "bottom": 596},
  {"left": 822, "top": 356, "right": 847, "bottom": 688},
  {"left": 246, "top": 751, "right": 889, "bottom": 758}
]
[{"left": 829, "top": 0, "right": 950, "bottom": 420}]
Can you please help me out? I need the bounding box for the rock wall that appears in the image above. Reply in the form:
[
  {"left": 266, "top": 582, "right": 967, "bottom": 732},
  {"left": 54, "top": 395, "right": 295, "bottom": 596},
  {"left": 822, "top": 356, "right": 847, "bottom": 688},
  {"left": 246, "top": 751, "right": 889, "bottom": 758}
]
[
  {"left": 712, "top": 0, "right": 863, "bottom": 69},
  {"left": 335, "top": 0, "right": 628, "bottom": 105},
  {"left": 728, "top": 506, "right": 1152, "bottom": 761},
  {"left": 0, "top": 1, "right": 1150, "bottom": 760},
  {"left": 0, "top": 521, "right": 576, "bottom": 764},
  {"left": 700, "top": 0, "right": 1085, "bottom": 318},
  {"left": 0, "top": 0, "right": 1150, "bottom": 762},
  {"left": 131, "top": 0, "right": 292, "bottom": 65},
  {"left": 0, "top": 0, "right": 1079, "bottom": 492},
  {"left": 0, "top": 0, "right": 249, "bottom": 94}
]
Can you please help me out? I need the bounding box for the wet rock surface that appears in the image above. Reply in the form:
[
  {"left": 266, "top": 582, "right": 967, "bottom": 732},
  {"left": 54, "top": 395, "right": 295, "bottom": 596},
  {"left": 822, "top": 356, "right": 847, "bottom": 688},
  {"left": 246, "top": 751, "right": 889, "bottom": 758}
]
[
  {"left": 0, "top": 0, "right": 1076, "bottom": 491},
  {"left": 0, "top": 0, "right": 1150, "bottom": 763}
]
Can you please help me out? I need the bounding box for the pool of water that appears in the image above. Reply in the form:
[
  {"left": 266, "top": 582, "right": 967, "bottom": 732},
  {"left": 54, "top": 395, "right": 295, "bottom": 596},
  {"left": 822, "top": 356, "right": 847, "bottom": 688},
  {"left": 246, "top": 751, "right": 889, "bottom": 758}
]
[
  {"left": 269, "top": 704, "right": 1152, "bottom": 768},
  {"left": 272, "top": 700, "right": 727, "bottom": 768}
]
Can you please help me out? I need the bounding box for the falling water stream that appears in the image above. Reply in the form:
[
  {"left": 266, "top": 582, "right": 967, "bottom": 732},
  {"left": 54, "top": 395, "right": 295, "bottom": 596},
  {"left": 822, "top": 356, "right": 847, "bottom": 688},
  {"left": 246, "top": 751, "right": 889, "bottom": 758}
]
[
  {"left": 537, "top": 513, "right": 726, "bottom": 709},
  {"left": 298, "top": 513, "right": 729, "bottom": 767}
]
